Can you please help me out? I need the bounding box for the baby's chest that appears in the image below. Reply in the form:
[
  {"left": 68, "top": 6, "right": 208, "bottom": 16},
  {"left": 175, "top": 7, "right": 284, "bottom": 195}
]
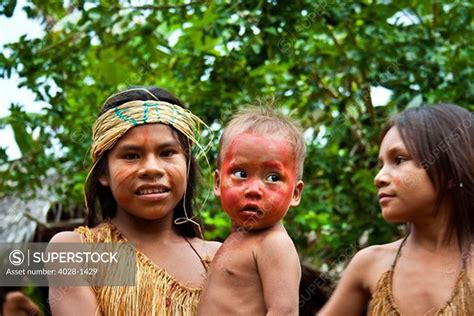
[{"left": 210, "top": 240, "right": 260, "bottom": 282}]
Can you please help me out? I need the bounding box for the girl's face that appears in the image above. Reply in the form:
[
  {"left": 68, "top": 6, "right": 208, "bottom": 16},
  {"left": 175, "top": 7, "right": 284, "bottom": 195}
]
[
  {"left": 374, "top": 127, "right": 437, "bottom": 223},
  {"left": 214, "top": 132, "right": 303, "bottom": 230},
  {"left": 99, "top": 124, "right": 187, "bottom": 222}
]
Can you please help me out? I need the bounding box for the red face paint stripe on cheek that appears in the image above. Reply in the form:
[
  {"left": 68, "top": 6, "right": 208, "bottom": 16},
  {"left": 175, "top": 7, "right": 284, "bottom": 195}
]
[{"left": 114, "top": 168, "right": 136, "bottom": 186}]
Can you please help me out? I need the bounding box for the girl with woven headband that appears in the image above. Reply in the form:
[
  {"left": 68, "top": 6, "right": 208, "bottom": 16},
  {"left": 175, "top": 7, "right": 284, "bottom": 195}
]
[
  {"left": 49, "top": 87, "right": 221, "bottom": 315},
  {"left": 321, "top": 104, "right": 474, "bottom": 315}
]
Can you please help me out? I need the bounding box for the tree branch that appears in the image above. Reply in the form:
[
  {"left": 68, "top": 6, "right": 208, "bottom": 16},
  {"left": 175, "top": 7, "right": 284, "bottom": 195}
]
[
  {"left": 325, "top": 25, "right": 348, "bottom": 60},
  {"left": 119, "top": 1, "right": 206, "bottom": 11},
  {"left": 361, "top": 85, "right": 375, "bottom": 126}
]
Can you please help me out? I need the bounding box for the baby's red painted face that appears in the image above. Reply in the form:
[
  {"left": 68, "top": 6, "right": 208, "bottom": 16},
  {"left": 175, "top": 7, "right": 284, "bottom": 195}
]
[{"left": 214, "top": 132, "right": 303, "bottom": 230}]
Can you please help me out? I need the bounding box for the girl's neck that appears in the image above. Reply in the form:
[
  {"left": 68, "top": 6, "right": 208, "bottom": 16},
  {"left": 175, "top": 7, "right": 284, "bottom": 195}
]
[
  {"left": 110, "top": 211, "right": 182, "bottom": 246},
  {"left": 408, "top": 200, "right": 458, "bottom": 252},
  {"left": 408, "top": 215, "right": 458, "bottom": 253},
  {"left": 408, "top": 224, "right": 458, "bottom": 252}
]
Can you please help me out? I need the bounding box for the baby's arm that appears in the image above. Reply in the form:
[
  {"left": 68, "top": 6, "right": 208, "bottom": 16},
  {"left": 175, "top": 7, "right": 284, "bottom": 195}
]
[
  {"left": 256, "top": 232, "right": 301, "bottom": 316},
  {"left": 48, "top": 232, "right": 102, "bottom": 316}
]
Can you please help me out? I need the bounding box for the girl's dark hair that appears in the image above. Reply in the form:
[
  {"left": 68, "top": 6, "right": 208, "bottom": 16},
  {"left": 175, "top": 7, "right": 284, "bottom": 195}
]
[
  {"left": 85, "top": 86, "right": 202, "bottom": 238},
  {"left": 380, "top": 104, "right": 474, "bottom": 250}
]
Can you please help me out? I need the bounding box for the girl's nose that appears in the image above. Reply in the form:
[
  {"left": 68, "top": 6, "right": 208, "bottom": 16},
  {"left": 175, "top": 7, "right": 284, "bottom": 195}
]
[
  {"left": 244, "top": 178, "right": 263, "bottom": 199},
  {"left": 138, "top": 156, "right": 164, "bottom": 180},
  {"left": 374, "top": 166, "right": 390, "bottom": 188}
]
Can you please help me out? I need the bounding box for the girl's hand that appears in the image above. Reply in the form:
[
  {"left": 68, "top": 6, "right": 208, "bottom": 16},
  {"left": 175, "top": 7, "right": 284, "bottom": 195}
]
[{"left": 3, "top": 291, "right": 42, "bottom": 316}]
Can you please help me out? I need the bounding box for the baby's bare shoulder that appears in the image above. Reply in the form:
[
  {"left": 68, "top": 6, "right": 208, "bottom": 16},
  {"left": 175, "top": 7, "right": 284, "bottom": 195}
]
[
  {"left": 255, "top": 230, "right": 298, "bottom": 260},
  {"left": 261, "top": 229, "right": 293, "bottom": 245}
]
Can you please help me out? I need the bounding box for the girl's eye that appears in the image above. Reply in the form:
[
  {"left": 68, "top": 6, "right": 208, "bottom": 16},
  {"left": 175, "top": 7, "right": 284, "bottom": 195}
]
[
  {"left": 161, "top": 150, "right": 176, "bottom": 157},
  {"left": 266, "top": 174, "right": 280, "bottom": 182},
  {"left": 124, "top": 153, "right": 140, "bottom": 160},
  {"left": 232, "top": 170, "right": 247, "bottom": 179},
  {"left": 394, "top": 156, "right": 407, "bottom": 165}
]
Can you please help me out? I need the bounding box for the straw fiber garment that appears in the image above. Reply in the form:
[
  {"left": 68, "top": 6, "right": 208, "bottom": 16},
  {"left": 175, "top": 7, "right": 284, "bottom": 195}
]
[
  {"left": 75, "top": 223, "right": 202, "bottom": 316},
  {"left": 368, "top": 262, "right": 474, "bottom": 315}
]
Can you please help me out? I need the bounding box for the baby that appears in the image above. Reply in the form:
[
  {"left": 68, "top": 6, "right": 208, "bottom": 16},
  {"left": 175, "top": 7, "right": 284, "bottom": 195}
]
[{"left": 198, "top": 106, "right": 305, "bottom": 315}]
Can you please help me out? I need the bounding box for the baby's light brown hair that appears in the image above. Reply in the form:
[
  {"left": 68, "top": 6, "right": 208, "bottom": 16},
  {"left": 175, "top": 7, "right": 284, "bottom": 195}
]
[{"left": 216, "top": 106, "right": 306, "bottom": 180}]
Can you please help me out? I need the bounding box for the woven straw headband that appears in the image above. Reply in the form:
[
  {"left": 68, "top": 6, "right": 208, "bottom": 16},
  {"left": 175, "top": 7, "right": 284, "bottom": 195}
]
[{"left": 91, "top": 100, "right": 210, "bottom": 162}]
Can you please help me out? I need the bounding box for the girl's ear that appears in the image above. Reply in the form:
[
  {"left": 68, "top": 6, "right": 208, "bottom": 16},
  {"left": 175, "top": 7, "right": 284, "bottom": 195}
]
[
  {"left": 213, "top": 169, "right": 221, "bottom": 197},
  {"left": 99, "top": 172, "right": 110, "bottom": 187},
  {"left": 290, "top": 180, "right": 304, "bottom": 208}
]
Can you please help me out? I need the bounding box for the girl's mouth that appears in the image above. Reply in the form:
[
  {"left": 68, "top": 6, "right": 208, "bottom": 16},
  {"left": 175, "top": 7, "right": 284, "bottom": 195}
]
[
  {"left": 135, "top": 191, "right": 171, "bottom": 202},
  {"left": 135, "top": 185, "right": 171, "bottom": 201},
  {"left": 378, "top": 193, "right": 395, "bottom": 205},
  {"left": 137, "top": 188, "right": 170, "bottom": 195}
]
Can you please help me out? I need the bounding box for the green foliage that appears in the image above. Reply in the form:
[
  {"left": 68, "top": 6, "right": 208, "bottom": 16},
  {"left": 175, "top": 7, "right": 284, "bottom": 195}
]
[{"left": 1, "top": 0, "right": 473, "bottom": 267}]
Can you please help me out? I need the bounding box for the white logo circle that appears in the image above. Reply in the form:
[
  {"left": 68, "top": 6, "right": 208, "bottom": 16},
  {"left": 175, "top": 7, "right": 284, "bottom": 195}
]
[{"left": 9, "top": 250, "right": 24, "bottom": 266}]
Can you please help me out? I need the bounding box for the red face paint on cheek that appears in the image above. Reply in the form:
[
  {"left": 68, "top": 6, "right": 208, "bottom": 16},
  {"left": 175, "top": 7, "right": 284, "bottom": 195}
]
[
  {"left": 393, "top": 176, "right": 401, "bottom": 186},
  {"left": 114, "top": 168, "right": 135, "bottom": 185},
  {"left": 265, "top": 185, "right": 294, "bottom": 218},
  {"left": 221, "top": 189, "right": 241, "bottom": 211},
  {"left": 219, "top": 139, "right": 240, "bottom": 208}
]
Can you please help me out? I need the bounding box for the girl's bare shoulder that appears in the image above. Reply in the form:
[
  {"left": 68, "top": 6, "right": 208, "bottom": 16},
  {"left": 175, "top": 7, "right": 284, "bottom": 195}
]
[
  {"left": 49, "top": 231, "right": 83, "bottom": 243},
  {"left": 49, "top": 224, "right": 105, "bottom": 243},
  {"left": 203, "top": 240, "right": 222, "bottom": 256},
  {"left": 350, "top": 239, "right": 404, "bottom": 289},
  {"left": 357, "top": 240, "right": 401, "bottom": 262},
  {"left": 187, "top": 238, "right": 222, "bottom": 257}
]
